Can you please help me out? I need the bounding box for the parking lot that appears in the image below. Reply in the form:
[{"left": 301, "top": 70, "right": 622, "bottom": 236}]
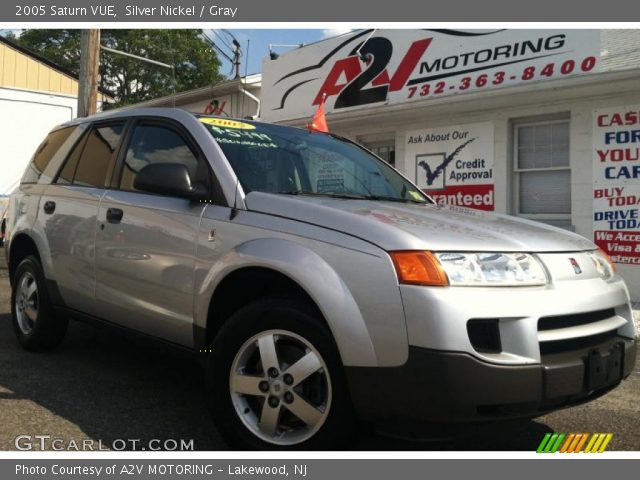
[{"left": 1, "top": 249, "right": 639, "bottom": 451}]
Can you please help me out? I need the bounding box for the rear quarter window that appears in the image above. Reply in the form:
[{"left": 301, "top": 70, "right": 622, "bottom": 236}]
[{"left": 21, "top": 126, "right": 77, "bottom": 184}]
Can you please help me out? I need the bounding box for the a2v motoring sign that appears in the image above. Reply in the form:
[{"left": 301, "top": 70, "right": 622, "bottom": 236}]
[
  {"left": 593, "top": 106, "right": 640, "bottom": 266},
  {"left": 406, "top": 122, "right": 494, "bottom": 211},
  {"left": 261, "top": 29, "right": 600, "bottom": 122}
]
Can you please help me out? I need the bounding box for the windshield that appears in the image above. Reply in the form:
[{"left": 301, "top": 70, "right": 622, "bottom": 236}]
[{"left": 199, "top": 117, "right": 430, "bottom": 204}]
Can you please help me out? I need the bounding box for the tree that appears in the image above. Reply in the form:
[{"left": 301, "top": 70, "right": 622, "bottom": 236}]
[{"left": 9, "top": 29, "right": 224, "bottom": 108}]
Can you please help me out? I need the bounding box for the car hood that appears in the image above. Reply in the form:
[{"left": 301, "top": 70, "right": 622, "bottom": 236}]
[{"left": 244, "top": 192, "right": 596, "bottom": 252}]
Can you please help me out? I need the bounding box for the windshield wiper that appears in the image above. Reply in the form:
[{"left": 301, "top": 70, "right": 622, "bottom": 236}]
[
  {"left": 279, "top": 190, "right": 429, "bottom": 203},
  {"left": 362, "top": 194, "right": 429, "bottom": 204},
  {"left": 279, "top": 190, "right": 369, "bottom": 200},
  {"left": 279, "top": 189, "right": 324, "bottom": 197}
]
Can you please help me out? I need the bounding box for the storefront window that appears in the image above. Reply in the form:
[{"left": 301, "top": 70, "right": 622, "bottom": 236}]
[
  {"left": 362, "top": 141, "right": 396, "bottom": 167},
  {"left": 514, "top": 119, "right": 571, "bottom": 229}
]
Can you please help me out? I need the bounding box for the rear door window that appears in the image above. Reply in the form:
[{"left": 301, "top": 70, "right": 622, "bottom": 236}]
[
  {"left": 56, "top": 123, "right": 125, "bottom": 188},
  {"left": 21, "top": 126, "right": 77, "bottom": 184}
]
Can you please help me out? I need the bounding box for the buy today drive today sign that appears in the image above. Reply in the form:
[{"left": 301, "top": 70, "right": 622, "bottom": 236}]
[{"left": 261, "top": 29, "right": 600, "bottom": 122}]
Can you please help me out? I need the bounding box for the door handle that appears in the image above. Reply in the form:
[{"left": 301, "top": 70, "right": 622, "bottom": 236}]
[
  {"left": 106, "top": 208, "right": 124, "bottom": 224},
  {"left": 43, "top": 201, "right": 56, "bottom": 214}
]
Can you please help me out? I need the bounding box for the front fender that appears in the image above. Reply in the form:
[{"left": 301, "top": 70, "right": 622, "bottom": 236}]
[{"left": 196, "top": 237, "right": 379, "bottom": 367}]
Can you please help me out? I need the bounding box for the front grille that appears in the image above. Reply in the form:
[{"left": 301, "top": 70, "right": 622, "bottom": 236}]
[
  {"left": 539, "top": 330, "right": 619, "bottom": 356},
  {"left": 538, "top": 309, "right": 615, "bottom": 331}
]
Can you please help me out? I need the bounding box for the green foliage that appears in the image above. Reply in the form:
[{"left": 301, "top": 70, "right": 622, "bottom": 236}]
[{"left": 11, "top": 29, "right": 224, "bottom": 108}]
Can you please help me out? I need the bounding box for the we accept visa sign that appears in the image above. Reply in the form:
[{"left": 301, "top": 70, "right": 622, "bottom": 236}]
[{"left": 261, "top": 29, "right": 599, "bottom": 122}]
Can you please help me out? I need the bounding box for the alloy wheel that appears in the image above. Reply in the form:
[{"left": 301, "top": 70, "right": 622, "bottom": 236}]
[
  {"left": 229, "top": 329, "right": 332, "bottom": 445},
  {"left": 15, "top": 271, "right": 38, "bottom": 335}
]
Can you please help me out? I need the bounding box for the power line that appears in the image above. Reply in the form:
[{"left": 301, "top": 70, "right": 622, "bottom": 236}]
[
  {"left": 211, "top": 30, "right": 233, "bottom": 52},
  {"left": 221, "top": 30, "right": 239, "bottom": 47},
  {"left": 241, "top": 39, "right": 249, "bottom": 115},
  {"left": 202, "top": 30, "right": 247, "bottom": 80},
  {"left": 208, "top": 30, "right": 234, "bottom": 59},
  {"left": 210, "top": 41, "right": 234, "bottom": 63},
  {"left": 201, "top": 31, "right": 234, "bottom": 64}
]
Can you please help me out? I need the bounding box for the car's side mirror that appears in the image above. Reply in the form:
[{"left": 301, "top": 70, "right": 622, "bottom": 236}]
[{"left": 133, "top": 163, "right": 207, "bottom": 200}]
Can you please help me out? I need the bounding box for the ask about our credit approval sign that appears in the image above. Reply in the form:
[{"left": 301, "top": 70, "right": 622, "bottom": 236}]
[
  {"left": 261, "top": 29, "right": 600, "bottom": 122},
  {"left": 593, "top": 105, "right": 640, "bottom": 265},
  {"left": 405, "top": 122, "right": 495, "bottom": 211}
]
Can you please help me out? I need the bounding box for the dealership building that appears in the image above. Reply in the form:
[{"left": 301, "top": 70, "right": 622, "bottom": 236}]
[
  {"left": 125, "top": 29, "right": 640, "bottom": 299},
  {"left": 253, "top": 29, "right": 640, "bottom": 299}
]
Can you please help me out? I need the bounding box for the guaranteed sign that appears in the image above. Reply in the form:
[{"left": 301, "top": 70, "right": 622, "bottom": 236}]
[
  {"left": 593, "top": 106, "right": 640, "bottom": 265},
  {"left": 405, "top": 122, "right": 494, "bottom": 211}
]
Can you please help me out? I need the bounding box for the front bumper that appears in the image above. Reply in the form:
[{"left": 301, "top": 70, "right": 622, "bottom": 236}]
[
  {"left": 400, "top": 273, "right": 636, "bottom": 365},
  {"left": 346, "top": 336, "right": 636, "bottom": 423}
]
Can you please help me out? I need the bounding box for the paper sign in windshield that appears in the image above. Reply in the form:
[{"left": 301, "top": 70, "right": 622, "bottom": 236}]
[
  {"left": 202, "top": 120, "right": 278, "bottom": 149},
  {"left": 200, "top": 118, "right": 255, "bottom": 129}
]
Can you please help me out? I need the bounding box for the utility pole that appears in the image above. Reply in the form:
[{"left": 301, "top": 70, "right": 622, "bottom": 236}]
[
  {"left": 232, "top": 39, "right": 241, "bottom": 79},
  {"left": 78, "top": 29, "right": 100, "bottom": 117}
]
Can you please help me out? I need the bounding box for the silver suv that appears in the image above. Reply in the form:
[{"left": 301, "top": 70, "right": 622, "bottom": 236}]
[{"left": 4, "top": 108, "right": 637, "bottom": 449}]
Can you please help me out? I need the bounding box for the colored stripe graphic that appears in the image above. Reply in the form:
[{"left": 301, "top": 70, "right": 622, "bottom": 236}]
[
  {"left": 598, "top": 434, "right": 614, "bottom": 453},
  {"left": 536, "top": 433, "right": 565, "bottom": 453},
  {"left": 537, "top": 433, "right": 552, "bottom": 453},
  {"left": 573, "top": 433, "right": 590, "bottom": 453},
  {"left": 584, "top": 434, "right": 598, "bottom": 452},
  {"left": 560, "top": 434, "right": 575, "bottom": 453},
  {"left": 584, "top": 434, "right": 613, "bottom": 453},
  {"left": 536, "top": 433, "right": 613, "bottom": 453}
]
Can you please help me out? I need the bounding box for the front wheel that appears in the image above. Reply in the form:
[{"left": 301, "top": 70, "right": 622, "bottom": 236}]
[{"left": 206, "top": 299, "right": 356, "bottom": 449}]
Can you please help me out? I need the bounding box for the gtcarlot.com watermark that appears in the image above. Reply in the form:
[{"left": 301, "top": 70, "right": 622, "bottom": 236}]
[{"left": 15, "top": 435, "right": 194, "bottom": 451}]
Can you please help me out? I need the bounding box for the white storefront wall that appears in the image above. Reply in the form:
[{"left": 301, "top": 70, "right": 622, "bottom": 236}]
[{"left": 324, "top": 82, "right": 640, "bottom": 299}]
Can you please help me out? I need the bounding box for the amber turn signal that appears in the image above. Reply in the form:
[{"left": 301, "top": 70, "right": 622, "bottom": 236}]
[
  {"left": 598, "top": 248, "right": 618, "bottom": 272},
  {"left": 389, "top": 251, "right": 449, "bottom": 286}
]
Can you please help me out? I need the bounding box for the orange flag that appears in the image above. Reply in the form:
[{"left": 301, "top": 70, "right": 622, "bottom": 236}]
[{"left": 309, "top": 94, "right": 329, "bottom": 133}]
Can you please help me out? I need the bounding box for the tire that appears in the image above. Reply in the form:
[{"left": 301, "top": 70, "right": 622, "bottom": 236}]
[
  {"left": 11, "top": 255, "right": 68, "bottom": 351},
  {"left": 206, "top": 298, "right": 356, "bottom": 450}
]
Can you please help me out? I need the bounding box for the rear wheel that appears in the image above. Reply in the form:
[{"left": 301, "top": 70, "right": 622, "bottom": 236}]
[
  {"left": 207, "top": 299, "right": 356, "bottom": 449},
  {"left": 11, "top": 255, "right": 68, "bottom": 351}
]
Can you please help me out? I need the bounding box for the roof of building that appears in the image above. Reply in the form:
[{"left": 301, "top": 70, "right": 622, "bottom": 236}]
[
  {"left": 121, "top": 73, "right": 262, "bottom": 109},
  {"left": 0, "top": 34, "right": 113, "bottom": 99},
  {"left": 0, "top": 35, "right": 79, "bottom": 79}
]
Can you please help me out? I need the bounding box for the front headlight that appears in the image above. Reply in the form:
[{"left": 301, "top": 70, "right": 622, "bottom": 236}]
[
  {"left": 434, "top": 252, "right": 548, "bottom": 286},
  {"left": 587, "top": 249, "right": 617, "bottom": 280}
]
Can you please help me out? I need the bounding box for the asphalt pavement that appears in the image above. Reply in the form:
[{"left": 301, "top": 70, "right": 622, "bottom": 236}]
[{"left": 0, "top": 249, "right": 639, "bottom": 451}]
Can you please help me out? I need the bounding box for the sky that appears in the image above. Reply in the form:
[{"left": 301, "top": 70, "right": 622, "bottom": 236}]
[
  {"left": 202, "top": 29, "right": 353, "bottom": 76},
  {"left": 0, "top": 28, "right": 353, "bottom": 77}
]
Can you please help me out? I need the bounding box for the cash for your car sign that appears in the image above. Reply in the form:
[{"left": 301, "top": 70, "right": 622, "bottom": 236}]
[
  {"left": 593, "top": 106, "right": 640, "bottom": 266},
  {"left": 406, "top": 122, "right": 494, "bottom": 210},
  {"left": 261, "top": 30, "right": 599, "bottom": 122}
]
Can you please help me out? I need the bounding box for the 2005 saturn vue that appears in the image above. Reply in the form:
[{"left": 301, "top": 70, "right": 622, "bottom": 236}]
[{"left": 4, "top": 108, "right": 637, "bottom": 449}]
